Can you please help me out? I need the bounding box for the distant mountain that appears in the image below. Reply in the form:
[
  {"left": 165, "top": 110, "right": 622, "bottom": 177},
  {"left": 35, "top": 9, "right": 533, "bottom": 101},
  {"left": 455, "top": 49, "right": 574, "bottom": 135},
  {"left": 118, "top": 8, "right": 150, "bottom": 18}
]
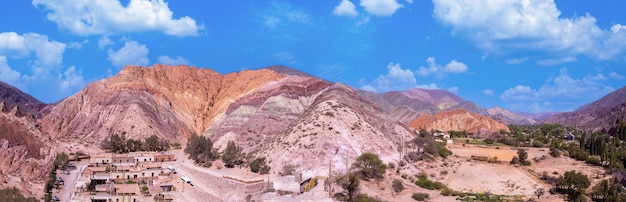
[
  {"left": 0, "top": 81, "right": 47, "bottom": 117},
  {"left": 515, "top": 111, "right": 560, "bottom": 122},
  {"left": 448, "top": 101, "right": 489, "bottom": 116},
  {"left": 382, "top": 91, "right": 440, "bottom": 111},
  {"left": 407, "top": 109, "right": 509, "bottom": 135},
  {"left": 487, "top": 107, "right": 536, "bottom": 125},
  {"left": 543, "top": 86, "right": 626, "bottom": 132},
  {"left": 399, "top": 88, "right": 464, "bottom": 110}
]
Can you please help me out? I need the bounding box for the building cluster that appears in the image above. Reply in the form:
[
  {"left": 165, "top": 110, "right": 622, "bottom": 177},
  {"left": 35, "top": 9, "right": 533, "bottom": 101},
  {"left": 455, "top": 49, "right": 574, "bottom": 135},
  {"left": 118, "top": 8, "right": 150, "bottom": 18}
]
[{"left": 69, "top": 152, "right": 177, "bottom": 202}]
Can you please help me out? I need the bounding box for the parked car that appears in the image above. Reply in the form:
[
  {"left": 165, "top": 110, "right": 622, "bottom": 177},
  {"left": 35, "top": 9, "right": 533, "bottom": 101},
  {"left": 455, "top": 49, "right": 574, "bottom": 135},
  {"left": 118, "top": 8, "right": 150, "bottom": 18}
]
[
  {"left": 61, "top": 170, "right": 70, "bottom": 175},
  {"left": 56, "top": 176, "right": 63, "bottom": 183},
  {"left": 51, "top": 196, "right": 60, "bottom": 201}
]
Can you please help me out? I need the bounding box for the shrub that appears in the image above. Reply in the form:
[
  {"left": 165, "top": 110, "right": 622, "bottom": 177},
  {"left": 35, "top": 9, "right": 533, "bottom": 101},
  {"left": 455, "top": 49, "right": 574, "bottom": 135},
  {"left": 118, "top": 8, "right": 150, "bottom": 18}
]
[
  {"left": 549, "top": 147, "right": 561, "bottom": 157},
  {"left": 585, "top": 156, "right": 602, "bottom": 166},
  {"left": 282, "top": 164, "right": 297, "bottom": 176},
  {"left": 412, "top": 192, "right": 429, "bottom": 201},
  {"left": 354, "top": 194, "right": 383, "bottom": 202},
  {"left": 415, "top": 174, "right": 444, "bottom": 190},
  {"left": 392, "top": 179, "right": 404, "bottom": 193},
  {"left": 0, "top": 187, "right": 38, "bottom": 202},
  {"left": 249, "top": 157, "right": 271, "bottom": 174},
  {"left": 484, "top": 139, "right": 495, "bottom": 145}
]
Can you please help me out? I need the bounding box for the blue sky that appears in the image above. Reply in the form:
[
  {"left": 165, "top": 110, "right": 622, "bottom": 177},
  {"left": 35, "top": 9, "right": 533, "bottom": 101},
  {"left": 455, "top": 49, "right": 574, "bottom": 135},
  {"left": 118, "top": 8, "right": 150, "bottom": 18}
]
[{"left": 0, "top": 0, "right": 625, "bottom": 113}]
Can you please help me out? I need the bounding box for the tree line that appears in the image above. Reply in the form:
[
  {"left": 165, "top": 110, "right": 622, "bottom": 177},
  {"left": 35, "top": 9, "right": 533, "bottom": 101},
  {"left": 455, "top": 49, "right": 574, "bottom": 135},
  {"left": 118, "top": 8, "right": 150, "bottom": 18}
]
[
  {"left": 184, "top": 134, "right": 270, "bottom": 174},
  {"left": 100, "top": 134, "right": 171, "bottom": 153}
]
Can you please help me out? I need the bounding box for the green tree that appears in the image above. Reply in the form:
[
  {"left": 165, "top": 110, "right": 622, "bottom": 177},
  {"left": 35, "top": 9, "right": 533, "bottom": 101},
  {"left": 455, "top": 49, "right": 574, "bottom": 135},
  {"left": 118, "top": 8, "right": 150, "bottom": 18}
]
[
  {"left": 222, "top": 141, "right": 243, "bottom": 168},
  {"left": 342, "top": 172, "right": 360, "bottom": 201},
  {"left": 249, "top": 157, "right": 271, "bottom": 174},
  {"left": 556, "top": 170, "right": 590, "bottom": 198},
  {"left": 184, "top": 134, "right": 219, "bottom": 164},
  {"left": 144, "top": 135, "right": 160, "bottom": 151},
  {"left": 517, "top": 149, "right": 528, "bottom": 162},
  {"left": 352, "top": 153, "right": 387, "bottom": 179}
]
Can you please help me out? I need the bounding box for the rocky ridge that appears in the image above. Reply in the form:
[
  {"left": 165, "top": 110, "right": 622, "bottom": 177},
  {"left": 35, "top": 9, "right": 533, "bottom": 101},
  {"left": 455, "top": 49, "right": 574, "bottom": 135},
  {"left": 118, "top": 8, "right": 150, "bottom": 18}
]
[{"left": 408, "top": 109, "right": 510, "bottom": 135}]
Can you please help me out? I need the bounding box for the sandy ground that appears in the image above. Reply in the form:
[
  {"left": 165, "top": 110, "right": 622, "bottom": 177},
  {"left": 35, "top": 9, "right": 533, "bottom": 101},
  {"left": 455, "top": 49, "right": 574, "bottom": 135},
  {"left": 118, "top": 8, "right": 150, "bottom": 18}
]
[{"left": 162, "top": 149, "right": 267, "bottom": 202}]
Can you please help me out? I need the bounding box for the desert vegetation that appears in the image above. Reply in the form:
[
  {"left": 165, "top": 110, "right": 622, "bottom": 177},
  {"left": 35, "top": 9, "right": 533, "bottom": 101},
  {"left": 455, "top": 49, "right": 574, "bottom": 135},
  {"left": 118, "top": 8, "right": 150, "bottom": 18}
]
[
  {"left": 0, "top": 187, "right": 38, "bottom": 202},
  {"left": 100, "top": 134, "right": 170, "bottom": 153}
]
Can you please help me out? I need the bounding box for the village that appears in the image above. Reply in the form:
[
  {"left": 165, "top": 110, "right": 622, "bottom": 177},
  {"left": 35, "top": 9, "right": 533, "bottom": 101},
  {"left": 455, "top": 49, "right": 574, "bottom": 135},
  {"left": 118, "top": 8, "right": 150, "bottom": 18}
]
[{"left": 54, "top": 151, "right": 178, "bottom": 202}]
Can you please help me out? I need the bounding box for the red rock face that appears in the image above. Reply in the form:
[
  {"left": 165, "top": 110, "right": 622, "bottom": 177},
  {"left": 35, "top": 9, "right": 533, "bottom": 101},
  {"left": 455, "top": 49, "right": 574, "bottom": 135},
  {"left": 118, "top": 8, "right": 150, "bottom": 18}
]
[
  {"left": 408, "top": 109, "right": 510, "bottom": 135},
  {"left": 41, "top": 64, "right": 284, "bottom": 143}
]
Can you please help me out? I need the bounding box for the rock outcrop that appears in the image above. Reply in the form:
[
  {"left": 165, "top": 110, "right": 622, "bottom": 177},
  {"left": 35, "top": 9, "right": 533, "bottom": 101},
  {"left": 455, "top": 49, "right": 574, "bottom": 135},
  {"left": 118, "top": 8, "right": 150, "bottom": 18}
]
[
  {"left": 408, "top": 109, "right": 510, "bottom": 135},
  {"left": 0, "top": 83, "right": 54, "bottom": 199}
]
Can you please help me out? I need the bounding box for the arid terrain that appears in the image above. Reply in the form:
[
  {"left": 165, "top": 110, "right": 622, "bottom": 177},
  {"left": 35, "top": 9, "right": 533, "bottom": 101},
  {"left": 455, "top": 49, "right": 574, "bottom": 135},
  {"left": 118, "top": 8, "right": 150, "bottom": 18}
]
[{"left": 0, "top": 65, "right": 624, "bottom": 201}]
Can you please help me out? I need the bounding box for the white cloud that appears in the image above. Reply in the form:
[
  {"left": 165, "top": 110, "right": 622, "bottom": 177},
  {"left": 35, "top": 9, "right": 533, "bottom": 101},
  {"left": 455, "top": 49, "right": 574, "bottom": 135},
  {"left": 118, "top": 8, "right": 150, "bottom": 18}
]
[
  {"left": 360, "top": 0, "right": 403, "bottom": 17},
  {"left": 0, "top": 32, "right": 66, "bottom": 68},
  {"left": 0, "top": 32, "right": 87, "bottom": 102},
  {"left": 360, "top": 62, "right": 441, "bottom": 92},
  {"left": 263, "top": 2, "right": 309, "bottom": 28},
  {"left": 60, "top": 66, "right": 85, "bottom": 91},
  {"left": 432, "top": 0, "right": 626, "bottom": 61},
  {"left": 537, "top": 56, "right": 577, "bottom": 66},
  {"left": 416, "top": 83, "right": 439, "bottom": 90},
  {"left": 0, "top": 56, "right": 22, "bottom": 87},
  {"left": 482, "top": 89, "right": 494, "bottom": 96},
  {"left": 334, "top": 0, "right": 358, "bottom": 17},
  {"left": 416, "top": 57, "right": 468, "bottom": 78},
  {"left": 610, "top": 72, "right": 624, "bottom": 80},
  {"left": 67, "top": 39, "right": 88, "bottom": 50},
  {"left": 500, "top": 68, "right": 616, "bottom": 112},
  {"left": 98, "top": 36, "right": 114, "bottom": 50},
  {"left": 360, "top": 62, "right": 415, "bottom": 92},
  {"left": 500, "top": 85, "right": 539, "bottom": 102},
  {"left": 157, "top": 55, "right": 188, "bottom": 65},
  {"left": 506, "top": 58, "right": 528, "bottom": 64},
  {"left": 448, "top": 86, "right": 458, "bottom": 94},
  {"left": 33, "top": 0, "right": 203, "bottom": 37},
  {"left": 107, "top": 41, "right": 149, "bottom": 68}
]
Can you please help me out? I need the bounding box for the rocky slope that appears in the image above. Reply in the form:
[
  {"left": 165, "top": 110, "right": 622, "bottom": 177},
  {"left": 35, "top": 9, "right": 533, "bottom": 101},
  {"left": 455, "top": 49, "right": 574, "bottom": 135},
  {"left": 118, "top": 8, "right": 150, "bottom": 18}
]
[
  {"left": 543, "top": 86, "right": 626, "bottom": 132},
  {"left": 407, "top": 109, "right": 510, "bottom": 135},
  {"left": 41, "top": 64, "right": 284, "bottom": 145},
  {"left": 257, "top": 83, "right": 413, "bottom": 174},
  {"left": 0, "top": 84, "right": 54, "bottom": 199},
  {"left": 487, "top": 107, "right": 536, "bottom": 125},
  {"left": 204, "top": 74, "right": 332, "bottom": 152},
  {"left": 394, "top": 88, "right": 463, "bottom": 110}
]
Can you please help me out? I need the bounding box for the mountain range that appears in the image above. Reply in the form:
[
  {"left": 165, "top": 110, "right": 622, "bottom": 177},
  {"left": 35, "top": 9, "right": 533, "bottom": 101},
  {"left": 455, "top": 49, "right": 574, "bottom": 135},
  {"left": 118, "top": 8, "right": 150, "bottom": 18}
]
[{"left": 0, "top": 64, "right": 623, "bottom": 197}]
